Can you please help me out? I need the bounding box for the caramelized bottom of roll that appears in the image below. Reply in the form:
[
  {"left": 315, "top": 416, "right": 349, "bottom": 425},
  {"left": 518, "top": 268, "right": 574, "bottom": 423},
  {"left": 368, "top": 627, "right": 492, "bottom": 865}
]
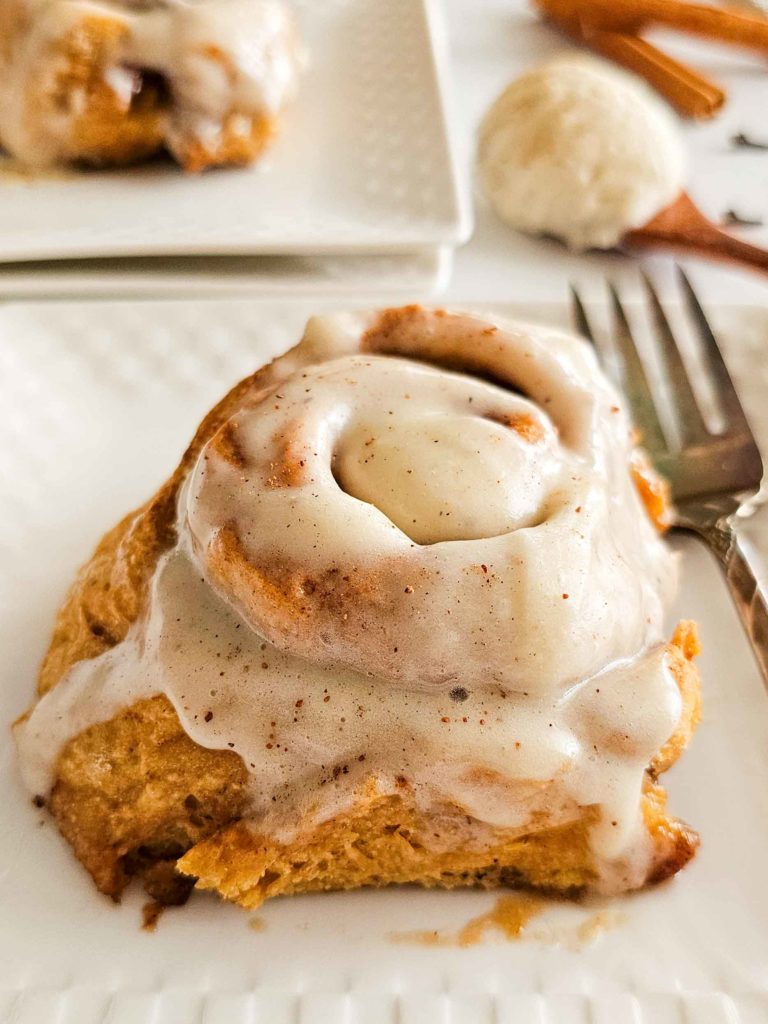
[
  {"left": 179, "top": 782, "right": 697, "bottom": 909},
  {"left": 40, "top": 624, "right": 700, "bottom": 907}
]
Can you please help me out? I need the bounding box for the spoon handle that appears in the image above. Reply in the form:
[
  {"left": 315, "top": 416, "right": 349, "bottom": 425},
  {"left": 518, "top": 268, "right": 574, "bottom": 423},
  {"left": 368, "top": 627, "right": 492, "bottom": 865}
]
[{"left": 624, "top": 192, "right": 768, "bottom": 278}]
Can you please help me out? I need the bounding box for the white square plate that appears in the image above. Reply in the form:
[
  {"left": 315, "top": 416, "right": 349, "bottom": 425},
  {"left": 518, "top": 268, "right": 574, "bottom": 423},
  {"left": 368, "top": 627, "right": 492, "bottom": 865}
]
[
  {"left": 0, "top": 248, "right": 452, "bottom": 300},
  {"left": 1, "top": 299, "right": 767, "bottom": 1024},
  {"left": 0, "top": 0, "right": 470, "bottom": 262}
]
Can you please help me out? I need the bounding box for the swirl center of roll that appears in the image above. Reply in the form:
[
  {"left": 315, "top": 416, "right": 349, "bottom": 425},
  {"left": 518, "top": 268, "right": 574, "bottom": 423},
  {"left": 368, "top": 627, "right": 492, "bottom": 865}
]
[{"left": 335, "top": 412, "right": 551, "bottom": 544}]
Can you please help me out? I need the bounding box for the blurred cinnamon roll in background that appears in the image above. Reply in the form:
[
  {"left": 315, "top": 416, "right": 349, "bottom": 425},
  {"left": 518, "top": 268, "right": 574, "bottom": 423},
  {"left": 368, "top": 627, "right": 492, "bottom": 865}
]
[
  {"left": 0, "top": 0, "right": 303, "bottom": 171},
  {"left": 14, "top": 305, "right": 700, "bottom": 911}
]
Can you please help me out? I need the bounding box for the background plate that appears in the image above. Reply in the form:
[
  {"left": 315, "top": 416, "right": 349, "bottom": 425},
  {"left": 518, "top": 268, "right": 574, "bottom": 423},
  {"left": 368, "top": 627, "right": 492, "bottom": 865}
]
[
  {"left": 0, "top": 0, "right": 469, "bottom": 262},
  {"left": 0, "top": 249, "right": 452, "bottom": 300},
  {"left": 1, "top": 299, "right": 767, "bottom": 1023}
]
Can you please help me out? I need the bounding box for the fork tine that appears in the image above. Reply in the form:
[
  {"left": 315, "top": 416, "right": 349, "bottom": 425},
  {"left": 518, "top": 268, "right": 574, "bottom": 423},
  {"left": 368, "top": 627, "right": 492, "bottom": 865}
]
[
  {"left": 641, "top": 273, "right": 710, "bottom": 445},
  {"left": 569, "top": 284, "right": 595, "bottom": 344},
  {"left": 677, "top": 267, "right": 750, "bottom": 433},
  {"left": 606, "top": 283, "right": 667, "bottom": 454}
]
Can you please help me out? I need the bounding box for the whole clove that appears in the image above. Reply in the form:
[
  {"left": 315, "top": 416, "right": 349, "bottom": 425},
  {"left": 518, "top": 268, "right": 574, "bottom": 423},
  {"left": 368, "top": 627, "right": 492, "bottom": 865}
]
[
  {"left": 723, "top": 209, "right": 764, "bottom": 228},
  {"left": 731, "top": 132, "right": 768, "bottom": 151}
]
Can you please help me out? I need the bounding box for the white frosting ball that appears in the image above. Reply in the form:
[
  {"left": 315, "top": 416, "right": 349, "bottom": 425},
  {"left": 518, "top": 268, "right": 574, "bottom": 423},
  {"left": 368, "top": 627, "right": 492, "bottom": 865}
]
[{"left": 477, "top": 54, "right": 686, "bottom": 251}]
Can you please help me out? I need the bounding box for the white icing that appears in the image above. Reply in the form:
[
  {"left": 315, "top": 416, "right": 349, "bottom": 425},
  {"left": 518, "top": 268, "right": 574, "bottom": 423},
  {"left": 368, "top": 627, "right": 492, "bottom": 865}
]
[
  {"left": 335, "top": 407, "right": 557, "bottom": 545},
  {"left": 478, "top": 54, "right": 686, "bottom": 251},
  {"left": 15, "top": 309, "right": 685, "bottom": 891},
  {"left": 0, "top": 0, "right": 303, "bottom": 166}
]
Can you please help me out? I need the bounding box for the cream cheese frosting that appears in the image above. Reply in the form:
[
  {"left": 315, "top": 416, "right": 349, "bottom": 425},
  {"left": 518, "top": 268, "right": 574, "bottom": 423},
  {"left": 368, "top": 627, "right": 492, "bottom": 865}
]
[
  {"left": 0, "top": 0, "right": 302, "bottom": 166},
  {"left": 477, "top": 54, "right": 686, "bottom": 251},
  {"left": 15, "top": 308, "right": 684, "bottom": 891}
]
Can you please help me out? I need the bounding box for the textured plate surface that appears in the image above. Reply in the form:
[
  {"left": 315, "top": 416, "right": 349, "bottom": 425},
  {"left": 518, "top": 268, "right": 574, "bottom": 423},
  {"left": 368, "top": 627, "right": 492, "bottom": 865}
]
[
  {"left": 0, "top": 0, "right": 469, "bottom": 261},
  {"left": 1, "top": 299, "right": 768, "bottom": 1024}
]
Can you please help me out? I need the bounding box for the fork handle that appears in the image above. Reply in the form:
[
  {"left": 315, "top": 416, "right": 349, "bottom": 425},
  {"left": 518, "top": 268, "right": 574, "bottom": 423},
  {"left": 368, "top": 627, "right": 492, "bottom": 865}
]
[{"left": 699, "top": 517, "right": 768, "bottom": 684}]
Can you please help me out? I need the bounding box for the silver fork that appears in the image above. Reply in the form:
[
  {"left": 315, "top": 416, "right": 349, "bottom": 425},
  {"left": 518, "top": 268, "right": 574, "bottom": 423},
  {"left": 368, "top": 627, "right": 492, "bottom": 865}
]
[{"left": 571, "top": 268, "right": 768, "bottom": 683}]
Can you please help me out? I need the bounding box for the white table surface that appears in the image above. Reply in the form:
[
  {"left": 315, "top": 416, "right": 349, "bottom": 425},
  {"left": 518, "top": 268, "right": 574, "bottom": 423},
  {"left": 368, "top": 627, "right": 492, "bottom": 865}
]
[{"left": 441, "top": 0, "right": 768, "bottom": 306}]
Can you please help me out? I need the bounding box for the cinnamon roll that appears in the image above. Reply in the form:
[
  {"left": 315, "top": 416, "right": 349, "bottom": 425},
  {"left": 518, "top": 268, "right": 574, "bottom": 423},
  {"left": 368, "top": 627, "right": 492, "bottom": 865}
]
[
  {"left": 14, "top": 306, "right": 701, "bottom": 910},
  {"left": 0, "top": 0, "right": 302, "bottom": 170}
]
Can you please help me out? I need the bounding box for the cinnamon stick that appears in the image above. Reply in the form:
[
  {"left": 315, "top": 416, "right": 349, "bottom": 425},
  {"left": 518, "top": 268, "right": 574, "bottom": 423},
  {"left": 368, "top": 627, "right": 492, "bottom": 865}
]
[
  {"left": 534, "top": 0, "right": 768, "bottom": 57},
  {"left": 565, "top": 25, "right": 726, "bottom": 118}
]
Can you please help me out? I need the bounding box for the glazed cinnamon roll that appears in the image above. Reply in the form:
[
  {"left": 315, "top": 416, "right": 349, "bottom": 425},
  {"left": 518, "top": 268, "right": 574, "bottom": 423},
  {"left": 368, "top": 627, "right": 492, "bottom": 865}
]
[
  {"left": 0, "top": 0, "right": 302, "bottom": 170},
  {"left": 14, "top": 306, "right": 701, "bottom": 909}
]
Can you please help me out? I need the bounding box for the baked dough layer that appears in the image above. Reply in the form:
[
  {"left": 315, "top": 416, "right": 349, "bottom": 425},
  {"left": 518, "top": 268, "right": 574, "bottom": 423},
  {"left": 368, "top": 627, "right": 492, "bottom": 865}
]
[{"left": 44, "top": 636, "right": 699, "bottom": 907}]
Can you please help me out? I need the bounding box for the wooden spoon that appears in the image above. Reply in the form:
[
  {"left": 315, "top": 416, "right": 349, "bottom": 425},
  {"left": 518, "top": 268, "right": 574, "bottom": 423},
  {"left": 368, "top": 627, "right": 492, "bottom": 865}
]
[{"left": 623, "top": 192, "right": 768, "bottom": 278}]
